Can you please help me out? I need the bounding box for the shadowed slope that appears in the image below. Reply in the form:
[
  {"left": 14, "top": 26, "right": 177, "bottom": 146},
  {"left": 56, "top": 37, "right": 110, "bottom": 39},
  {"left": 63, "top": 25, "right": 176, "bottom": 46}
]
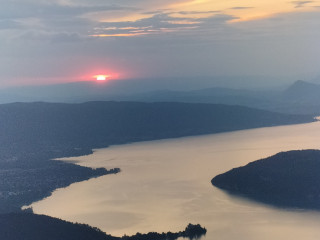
[{"left": 212, "top": 150, "right": 320, "bottom": 209}]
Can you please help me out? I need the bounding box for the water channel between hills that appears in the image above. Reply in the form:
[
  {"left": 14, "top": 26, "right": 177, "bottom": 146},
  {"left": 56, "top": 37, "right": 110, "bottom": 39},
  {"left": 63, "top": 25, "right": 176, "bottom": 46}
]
[{"left": 29, "top": 120, "right": 320, "bottom": 240}]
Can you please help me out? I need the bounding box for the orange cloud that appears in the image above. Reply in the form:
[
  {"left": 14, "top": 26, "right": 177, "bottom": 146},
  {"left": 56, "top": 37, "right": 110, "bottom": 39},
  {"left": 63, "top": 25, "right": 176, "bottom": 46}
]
[
  {"left": 90, "top": 33, "right": 150, "bottom": 37},
  {"left": 87, "top": 0, "right": 320, "bottom": 38}
]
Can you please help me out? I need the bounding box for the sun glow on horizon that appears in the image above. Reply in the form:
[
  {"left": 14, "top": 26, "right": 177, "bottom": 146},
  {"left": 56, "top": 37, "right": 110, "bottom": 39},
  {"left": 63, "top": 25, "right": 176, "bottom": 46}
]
[{"left": 94, "top": 75, "right": 110, "bottom": 81}]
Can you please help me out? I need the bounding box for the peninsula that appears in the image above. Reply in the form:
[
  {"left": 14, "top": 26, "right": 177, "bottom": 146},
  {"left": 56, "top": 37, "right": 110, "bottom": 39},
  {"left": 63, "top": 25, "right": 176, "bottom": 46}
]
[{"left": 212, "top": 150, "right": 320, "bottom": 209}]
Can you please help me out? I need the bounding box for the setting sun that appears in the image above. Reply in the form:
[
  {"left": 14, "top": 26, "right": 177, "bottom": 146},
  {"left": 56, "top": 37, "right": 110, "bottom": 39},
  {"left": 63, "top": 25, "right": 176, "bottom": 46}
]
[{"left": 95, "top": 75, "right": 108, "bottom": 81}]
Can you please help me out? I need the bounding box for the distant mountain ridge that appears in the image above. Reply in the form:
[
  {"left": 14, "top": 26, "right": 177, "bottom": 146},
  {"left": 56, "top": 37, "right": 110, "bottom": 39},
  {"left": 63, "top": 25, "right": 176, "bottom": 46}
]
[
  {"left": 132, "top": 80, "right": 320, "bottom": 114},
  {"left": 2, "top": 79, "right": 320, "bottom": 114},
  {"left": 282, "top": 80, "right": 320, "bottom": 102}
]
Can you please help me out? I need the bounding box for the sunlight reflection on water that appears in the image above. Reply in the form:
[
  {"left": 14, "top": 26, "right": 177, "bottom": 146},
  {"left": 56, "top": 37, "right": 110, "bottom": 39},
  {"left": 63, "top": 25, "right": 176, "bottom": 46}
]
[{"left": 29, "top": 121, "right": 320, "bottom": 240}]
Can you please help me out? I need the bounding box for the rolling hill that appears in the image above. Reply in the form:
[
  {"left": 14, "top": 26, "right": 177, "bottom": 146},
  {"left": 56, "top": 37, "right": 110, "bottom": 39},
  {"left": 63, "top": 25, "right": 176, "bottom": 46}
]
[
  {"left": 212, "top": 150, "right": 320, "bottom": 209},
  {"left": 0, "top": 101, "right": 313, "bottom": 152}
]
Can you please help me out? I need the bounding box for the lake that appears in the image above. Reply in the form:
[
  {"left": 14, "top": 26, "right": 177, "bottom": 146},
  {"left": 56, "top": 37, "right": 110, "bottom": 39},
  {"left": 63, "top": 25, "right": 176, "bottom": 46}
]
[{"left": 29, "top": 120, "right": 320, "bottom": 239}]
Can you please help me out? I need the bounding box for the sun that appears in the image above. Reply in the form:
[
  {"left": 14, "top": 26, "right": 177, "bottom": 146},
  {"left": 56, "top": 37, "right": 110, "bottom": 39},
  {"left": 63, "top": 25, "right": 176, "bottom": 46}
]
[
  {"left": 96, "top": 75, "right": 107, "bottom": 81},
  {"left": 92, "top": 73, "right": 116, "bottom": 82}
]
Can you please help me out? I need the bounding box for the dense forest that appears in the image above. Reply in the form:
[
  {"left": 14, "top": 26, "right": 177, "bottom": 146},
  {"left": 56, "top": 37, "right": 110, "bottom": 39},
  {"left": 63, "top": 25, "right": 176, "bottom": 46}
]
[
  {"left": 212, "top": 150, "right": 320, "bottom": 209},
  {"left": 0, "top": 213, "right": 206, "bottom": 240},
  {"left": 0, "top": 101, "right": 313, "bottom": 153}
]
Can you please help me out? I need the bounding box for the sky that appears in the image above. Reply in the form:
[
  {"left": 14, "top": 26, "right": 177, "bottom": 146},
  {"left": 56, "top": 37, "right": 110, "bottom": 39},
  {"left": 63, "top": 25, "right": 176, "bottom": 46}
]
[{"left": 1, "top": 0, "right": 320, "bottom": 88}]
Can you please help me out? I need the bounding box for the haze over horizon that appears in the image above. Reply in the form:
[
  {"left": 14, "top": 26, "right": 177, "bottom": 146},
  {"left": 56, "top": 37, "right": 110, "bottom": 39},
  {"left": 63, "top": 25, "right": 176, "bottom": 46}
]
[
  {"left": 2, "top": 0, "right": 320, "bottom": 87},
  {"left": 2, "top": 2, "right": 320, "bottom": 239}
]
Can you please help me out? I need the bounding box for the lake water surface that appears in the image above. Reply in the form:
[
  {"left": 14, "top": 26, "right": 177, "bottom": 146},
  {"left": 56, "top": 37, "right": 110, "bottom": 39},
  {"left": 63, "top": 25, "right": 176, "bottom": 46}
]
[{"left": 29, "top": 121, "right": 320, "bottom": 239}]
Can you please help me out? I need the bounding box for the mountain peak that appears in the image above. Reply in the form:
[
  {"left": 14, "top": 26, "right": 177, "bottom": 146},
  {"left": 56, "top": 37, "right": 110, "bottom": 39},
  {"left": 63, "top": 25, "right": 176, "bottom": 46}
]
[
  {"left": 292, "top": 79, "right": 314, "bottom": 86},
  {"left": 283, "top": 80, "right": 320, "bottom": 101},
  {"left": 287, "top": 80, "right": 320, "bottom": 91}
]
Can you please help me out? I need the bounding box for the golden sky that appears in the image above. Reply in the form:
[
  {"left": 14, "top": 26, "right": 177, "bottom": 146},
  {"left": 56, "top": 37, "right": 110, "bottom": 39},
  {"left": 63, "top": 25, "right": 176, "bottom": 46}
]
[
  {"left": 100, "top": 0, "right": 319, "bottom": 22},
  {"left": 169, "top": 0, "right": 315, "bottom": 21},
  {"left": 89, "top": 0, "right": 320, "bottom": 37}
]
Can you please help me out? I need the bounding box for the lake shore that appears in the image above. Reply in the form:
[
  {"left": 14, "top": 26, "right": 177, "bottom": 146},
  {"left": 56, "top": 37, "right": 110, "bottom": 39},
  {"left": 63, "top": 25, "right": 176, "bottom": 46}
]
[{"left": 28, "top": 120, "right": 320, "bottom": 239}]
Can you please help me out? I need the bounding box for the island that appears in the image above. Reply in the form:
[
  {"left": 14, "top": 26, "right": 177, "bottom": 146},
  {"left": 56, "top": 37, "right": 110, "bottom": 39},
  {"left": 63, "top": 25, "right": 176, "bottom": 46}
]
[{"left": 211, "top": 150, "right": 320, "bottom": 209}]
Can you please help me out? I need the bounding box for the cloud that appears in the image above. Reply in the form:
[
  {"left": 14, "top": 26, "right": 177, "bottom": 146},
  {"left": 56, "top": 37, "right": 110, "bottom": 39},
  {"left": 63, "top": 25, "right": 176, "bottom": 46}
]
[
  {"left": 17, "top": 30, "right": 89, "bottom": 43},
  {"left": 176, "top": 10, "right": 220, "bottom": 15},
  {"left": 1, "top": 0, "right": 318, "bottom": 42},
  {"left": 229, "top": 7, "right": 254, "bottom": 10},
  {"left": 0, "top": 2, "right": 133, "bottom": 20},
  {"left": 92, "top": 13, "right": 200, "bottom": 37},
  {"left": 1, "top": 0, "right": 320, "bottom": 87},
  {"left": 232, "top": 10, "right": 320, "bottom": 38},
  {"left": 0, "top": 20, "right": 21, "bottom": 29},
  {"left": 91, "top": 12, "right": 236, "bottom": 37},
  {"left": 0, "top": 1, "right": 137, "bottom": 41},
  {"left": 291, "top": 1, "right": 314, "bottom": 8}
]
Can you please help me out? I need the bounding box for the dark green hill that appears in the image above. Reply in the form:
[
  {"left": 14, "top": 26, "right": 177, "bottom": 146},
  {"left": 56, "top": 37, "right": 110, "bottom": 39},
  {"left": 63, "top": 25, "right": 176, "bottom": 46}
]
[
  {"left": 0, "top": 213, "right": 206, "bottom": 240},
  {"left": 212, "top": 150, "right": 320, "bottom": 209},
  {"left": 0, "top": 101, "right": 313, "bottom": 154},
  {"left": 0, "top": 213, "right": 117, "bottom": 240}
]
